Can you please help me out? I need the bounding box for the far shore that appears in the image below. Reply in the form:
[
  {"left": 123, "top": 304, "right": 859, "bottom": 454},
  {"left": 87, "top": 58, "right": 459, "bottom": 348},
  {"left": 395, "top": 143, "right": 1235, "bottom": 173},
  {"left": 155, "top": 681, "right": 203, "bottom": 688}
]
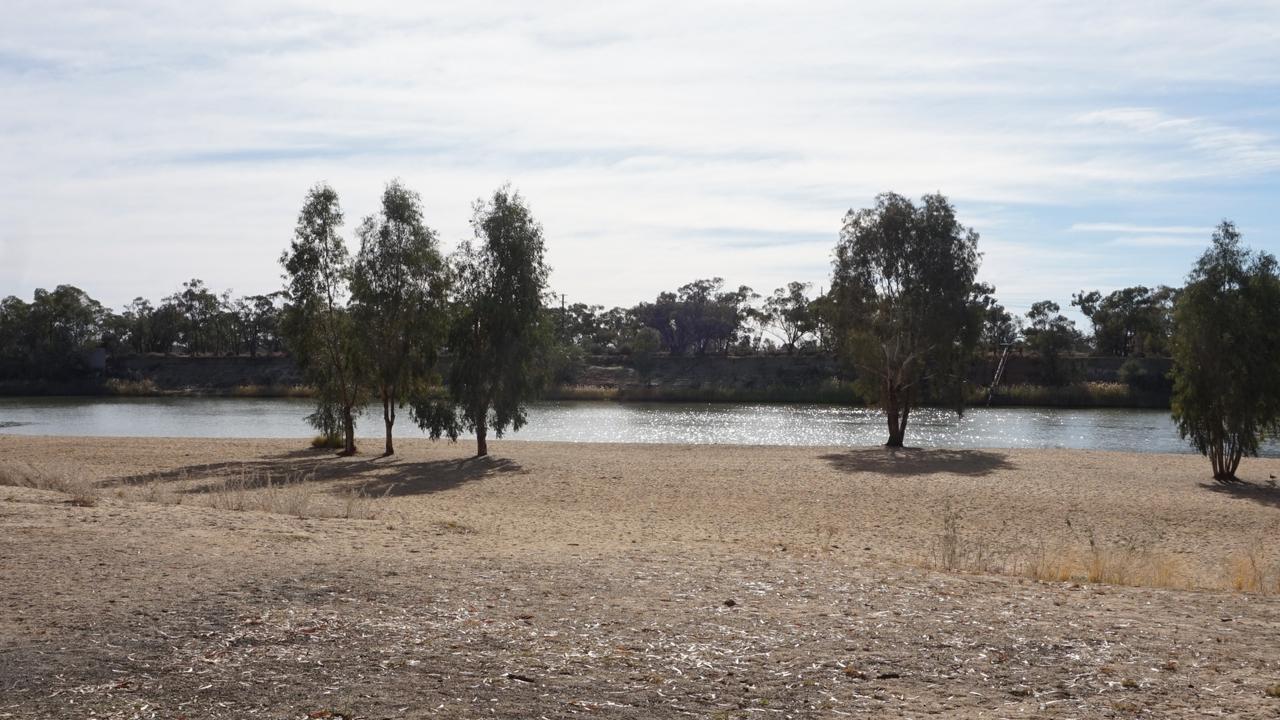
[{"left": 1, "top": 380, "right": 1173, "bottom": 408}]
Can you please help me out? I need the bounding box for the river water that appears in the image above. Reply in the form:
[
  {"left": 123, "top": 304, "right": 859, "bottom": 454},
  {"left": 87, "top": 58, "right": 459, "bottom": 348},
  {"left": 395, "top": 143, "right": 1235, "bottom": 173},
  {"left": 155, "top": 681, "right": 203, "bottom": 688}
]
[{"left": 2, "top": 396, "right": 1274, "bottom": 455}]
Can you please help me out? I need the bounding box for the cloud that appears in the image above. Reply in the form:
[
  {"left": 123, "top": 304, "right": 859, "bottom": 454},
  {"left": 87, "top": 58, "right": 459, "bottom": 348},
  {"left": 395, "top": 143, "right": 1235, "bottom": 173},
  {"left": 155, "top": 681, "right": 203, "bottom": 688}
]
[
  {"left": 1072, "top": 107, "right": 1280, "bottom": 175},
  {"left": 1, "top": 1, "right": 1278, "bottom": 310},
  {"left": 1070, "top": 223, "right": 1210, "bottom": 235},
  {"left": 1108, "top": 235, "right": 1209, "bottom": 248}
]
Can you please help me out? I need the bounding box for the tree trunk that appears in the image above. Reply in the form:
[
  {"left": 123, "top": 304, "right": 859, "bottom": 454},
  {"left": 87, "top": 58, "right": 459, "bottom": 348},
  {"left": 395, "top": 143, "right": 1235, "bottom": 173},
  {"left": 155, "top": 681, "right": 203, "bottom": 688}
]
[
  {"left": 382, "top": 390, "right": 395, "bottom": 456},
  {"left": 381, "top": 385, "right": 396, "bottom": 456},
  {"left": 1209, "top": 434, "right": 1238, "bottom": 483},
  {"left": 884, "top": 381, "right": 906, "bottom": 448},
  {"left": 475, "top": 423, "right": 488, "bottom": 457},
  {"left": 342, "top": 407, "right": 356, "bottom": 456}
]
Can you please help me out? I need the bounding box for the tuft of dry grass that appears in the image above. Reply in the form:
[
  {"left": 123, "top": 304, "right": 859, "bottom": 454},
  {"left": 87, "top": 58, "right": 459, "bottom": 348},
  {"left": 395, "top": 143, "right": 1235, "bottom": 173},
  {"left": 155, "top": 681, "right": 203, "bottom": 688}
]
[
  {"left": 920, "top": 509, "right": 1196, "bottom": 591},
  {"left": 1226, "top": 548, "right": 1280, "bottom": 594},
  {"left": 339, "top": 483, "right": 394, "bottom": 520},
  {"left": 311, "top": 434, "right": 344, "bottom": 449},
  {"left": 202, "top": 470, "right": 314, "bottom": 518},
  {"left": 0, "top": 461, "right": 99, "bottom": 506},
  {"left": 1022, "top": 539, "right": 1188, "bottom": 590},
  {"left": 924, "top": 500, "right": 1003, "bottom": 574}
]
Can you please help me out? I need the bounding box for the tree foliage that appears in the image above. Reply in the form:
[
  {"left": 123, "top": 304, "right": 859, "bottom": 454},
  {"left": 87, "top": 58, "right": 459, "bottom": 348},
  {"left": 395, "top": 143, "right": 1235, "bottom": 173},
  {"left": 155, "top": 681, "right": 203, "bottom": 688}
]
[
  {"left": 350, "top": 181, "right": 448, "bottom": 455},
  {"left": 1023, "top": 300, "right": 1083, "bottom": 386},
  {"left": 1170, "top": 221, "right": 1280, "bottom": 482},
  {"left": 634, "top": 278, "right": 757, "bottom": 356},
  {"left": 416, "top": 186, "right": 551, "bottom": 456},
  {"left": 1072, "top": 285, "right": 1176, "bottom": 357},
  {"left": 830, "top": 192, "right": 983, "bottom": 447},
  {"left": 763, "top": 282, "right": 817, "bottom": 353},
  {"left": 0, "top": 285, "right": 108, "bottom": 381},
  {"left": 280, "top": 183, "right": 365, "bottom": 455}
]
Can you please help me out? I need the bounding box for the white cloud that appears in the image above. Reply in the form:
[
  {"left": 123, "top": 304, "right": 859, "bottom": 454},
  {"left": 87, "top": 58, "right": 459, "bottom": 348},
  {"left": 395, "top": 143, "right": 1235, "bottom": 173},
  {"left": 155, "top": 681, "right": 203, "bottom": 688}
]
[
  {"left": 1072, "top": 107, "right": 1280, "bottom": 176},
  {"left": 1070, "top": 223, "right": 1211, "bottom": 234},
  {"left": 1108, "top": 236, "right": 1209, "bottom": 248},
  {"left": 1, "top": 1, "right": 1278, "bottom": 309}
]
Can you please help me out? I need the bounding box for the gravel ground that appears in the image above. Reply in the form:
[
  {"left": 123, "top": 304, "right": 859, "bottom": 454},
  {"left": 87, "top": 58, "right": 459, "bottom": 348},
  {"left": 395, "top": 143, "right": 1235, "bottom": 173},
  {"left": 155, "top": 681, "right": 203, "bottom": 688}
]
[{"left": 2, "top": 435, "right": 1280, "bottom": 718}]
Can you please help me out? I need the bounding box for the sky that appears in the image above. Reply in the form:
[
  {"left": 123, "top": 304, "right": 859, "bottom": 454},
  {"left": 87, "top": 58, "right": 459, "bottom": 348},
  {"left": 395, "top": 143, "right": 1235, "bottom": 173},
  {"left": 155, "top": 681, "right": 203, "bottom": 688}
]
[{"left": 2, "top": 1, "right": 1278, "bottom": 321}]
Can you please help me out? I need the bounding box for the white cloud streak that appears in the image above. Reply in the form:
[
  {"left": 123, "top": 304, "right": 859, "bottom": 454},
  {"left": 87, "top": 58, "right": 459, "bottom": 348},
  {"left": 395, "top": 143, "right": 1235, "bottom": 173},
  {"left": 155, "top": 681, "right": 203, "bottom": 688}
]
[{"left": 1, "top": 1, "right": 1278, "bottom": 309}]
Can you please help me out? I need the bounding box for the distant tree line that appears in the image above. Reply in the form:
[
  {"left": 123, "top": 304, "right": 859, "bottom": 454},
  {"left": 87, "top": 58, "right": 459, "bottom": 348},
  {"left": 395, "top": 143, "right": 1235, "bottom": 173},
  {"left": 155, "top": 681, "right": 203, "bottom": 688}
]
[
  {"left": 0, "top": 259, "right": 1188, "bottom": 389},
  {"left": 0, "top": 280, "right": 285, "bottom": 382}
]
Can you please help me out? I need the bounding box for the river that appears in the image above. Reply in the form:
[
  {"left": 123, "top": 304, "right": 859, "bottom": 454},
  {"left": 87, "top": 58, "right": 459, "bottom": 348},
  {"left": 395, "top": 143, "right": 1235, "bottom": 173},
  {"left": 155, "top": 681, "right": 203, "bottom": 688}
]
[{"left": 2, "top": 396, "right": 1274, "bottom": 455}]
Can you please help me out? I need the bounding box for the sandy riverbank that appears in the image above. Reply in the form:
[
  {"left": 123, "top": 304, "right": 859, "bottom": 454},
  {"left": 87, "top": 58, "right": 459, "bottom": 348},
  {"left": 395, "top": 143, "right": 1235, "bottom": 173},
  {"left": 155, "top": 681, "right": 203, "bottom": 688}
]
[{"left": 2, "top": 436, "right": 1280, "bottom": 717}]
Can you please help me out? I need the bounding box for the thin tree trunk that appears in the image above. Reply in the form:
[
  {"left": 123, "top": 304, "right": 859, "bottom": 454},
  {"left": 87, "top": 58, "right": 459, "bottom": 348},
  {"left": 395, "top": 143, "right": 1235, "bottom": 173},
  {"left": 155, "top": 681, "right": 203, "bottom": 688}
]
[
  {"left": 476, "top": 423, "right": 488, "bottom": 457},
  {"left": 382, "top": 388, "right": 395, "bottom": 456},
  {"left": 342, "top": 407, "right": 356, "bottom": 456},
  {"left": 899, "top": 403, "right": 911, "bottom": 446},
  {"left": 884, "top": 380, "right": 905, "bottom": 448}
]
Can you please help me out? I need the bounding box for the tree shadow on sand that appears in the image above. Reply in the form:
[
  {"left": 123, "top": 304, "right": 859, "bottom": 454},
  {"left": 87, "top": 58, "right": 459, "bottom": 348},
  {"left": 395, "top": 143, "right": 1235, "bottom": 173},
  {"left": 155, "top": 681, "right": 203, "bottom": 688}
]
[
  {"left": 105, "top": 449, "right": 523, "bottom": 497},
  {"left": 1198, "top": 480, "right": 1280, "bottom": 510},
  {"left": 820, "top": 447, "right": 1014, "bottom": 477}
]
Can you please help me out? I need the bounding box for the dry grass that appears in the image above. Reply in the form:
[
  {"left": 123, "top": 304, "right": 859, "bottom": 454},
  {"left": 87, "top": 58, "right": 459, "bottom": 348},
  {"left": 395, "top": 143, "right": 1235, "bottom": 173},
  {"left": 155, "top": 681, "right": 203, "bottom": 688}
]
[
  {"left": 925, "top": 500, "right": 1001, "bottom": 574},
  {"left": 0, "top": 460, "right": 99, "bottom": 506},
  {"left": 119, "top": 467, "right": 392, "bottom": 522},
  {"left": 1226, "top": 548, "right": 1280, "bottom": 594},
  {"left": 102, "top": 377, "right": 161, "bottom": 396},
  {"left": 201, "top": 470, "right": 315, "bottom": 518},
  {"left": 1022, "top": 542, "right": 1188, "bottom": 589},
  {"left": 923, "top": 506, "right": 1194, "bottom": 591},
  {"left": 339, "top": 483, "right": 393, "bottom": 521},
  {"left": 230, "top": 384, "right": 315, "bottom": 398}
]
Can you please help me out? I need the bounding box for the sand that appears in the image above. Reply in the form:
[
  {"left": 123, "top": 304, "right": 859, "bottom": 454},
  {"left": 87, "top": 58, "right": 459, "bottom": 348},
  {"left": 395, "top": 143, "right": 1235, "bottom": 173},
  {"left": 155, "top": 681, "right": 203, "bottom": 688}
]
[{"left": 2, "top": 435, "right": 1280, "bottom": 718}]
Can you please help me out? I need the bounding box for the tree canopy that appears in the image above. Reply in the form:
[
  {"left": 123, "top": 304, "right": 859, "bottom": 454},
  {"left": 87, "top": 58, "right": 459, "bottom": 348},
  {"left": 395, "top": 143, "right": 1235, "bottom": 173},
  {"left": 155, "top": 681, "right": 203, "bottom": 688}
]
[
  {"left": 1072, "top": 285, "right": 1176, "bottom": 357},
  {"left": 351, "top": 180, "right": 449, "bottom": 455},
  {"left": 280, "top": 183, "right": 366, "bottom": 455},
  {"left": 416, "top": 186, "right": 551, "bottom": 456},
  {"left": 1170, "top": 221, "right": 1280, "bottom": 482},
  {"left": 830, "top": 191, "right": 983, "bottom": 447}
]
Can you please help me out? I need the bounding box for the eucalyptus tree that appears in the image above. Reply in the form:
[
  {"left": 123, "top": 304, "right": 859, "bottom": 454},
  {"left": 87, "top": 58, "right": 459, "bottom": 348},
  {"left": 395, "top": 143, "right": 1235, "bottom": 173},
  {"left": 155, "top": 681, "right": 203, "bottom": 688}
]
[
  {"left": 764, "top": 281, "right": 817, "bottom": 353},
  {"left": 1170, "top": 221, "right": 1280, "bottom": 482},
  {"left": 351, "top": 181, "right": 448, "bottom": 456},
  {"left": 1023, "top": 300, "right": 1082, "bottom": 385},
  {"left": 830, "top": 192, "right": 983, "bottom": 447},
  {"left": 280, "top": 183, "right": 365, "bottom": 454},
  {"left": 415, "top": 186, "right": 551, "bottom": 457}
]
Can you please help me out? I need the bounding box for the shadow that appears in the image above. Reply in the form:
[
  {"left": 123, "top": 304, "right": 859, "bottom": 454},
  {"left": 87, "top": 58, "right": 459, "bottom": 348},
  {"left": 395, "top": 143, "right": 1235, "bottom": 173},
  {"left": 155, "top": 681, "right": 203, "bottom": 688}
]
[
  {"left": 106, "top": 449, "right": 523, "bottom": 497},
  {"left": 1199, "top": 481, "right": 1280, "bottom": 510},
  {"left": 360, "top": 456, "right": 522, "bottom": 497},
  {"left": 820, "top": 447, "right": 1014, "bottom": 477}
]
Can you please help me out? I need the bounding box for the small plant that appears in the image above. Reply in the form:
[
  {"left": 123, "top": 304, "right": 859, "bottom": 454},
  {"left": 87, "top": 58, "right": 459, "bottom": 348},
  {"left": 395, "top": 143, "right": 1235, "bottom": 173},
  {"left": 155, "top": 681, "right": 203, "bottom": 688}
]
[
  {"left": 204, "top": 470, "right": 313, "bottom": 518},
  {"left": 1265, "top": 683, "right": 1280, "bottom": 698},
  {"left": 927, "top": 500, "right": 1001, "bottom": 573},
  {"left": 1228, "top": 548, "right": 1271, "bottom": 594},
  {"left": 340, "top": 483, "right": 393, "bottom": 520},
  {"left": 311, "top": 434, "right": 344, "bottom": 450},
  {"left": 816, "top": 523, "right": 839, "bottom": 551},
  {"left": 102, "top": 378, "right": 161, "bottom": 396}
]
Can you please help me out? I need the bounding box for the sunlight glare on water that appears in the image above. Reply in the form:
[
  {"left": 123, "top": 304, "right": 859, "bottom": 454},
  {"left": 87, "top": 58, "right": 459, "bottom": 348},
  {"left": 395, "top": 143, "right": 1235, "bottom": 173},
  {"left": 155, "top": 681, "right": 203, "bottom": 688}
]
[{"left": 2, "top": 397, "right": 1277, "bottom": 456}]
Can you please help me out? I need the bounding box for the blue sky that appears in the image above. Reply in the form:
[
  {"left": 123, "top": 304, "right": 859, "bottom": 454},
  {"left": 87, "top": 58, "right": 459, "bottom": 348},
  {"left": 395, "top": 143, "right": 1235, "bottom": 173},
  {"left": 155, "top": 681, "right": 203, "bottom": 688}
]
[{"left": 1, "top": 1, "right": 1278, "bottom": 321}]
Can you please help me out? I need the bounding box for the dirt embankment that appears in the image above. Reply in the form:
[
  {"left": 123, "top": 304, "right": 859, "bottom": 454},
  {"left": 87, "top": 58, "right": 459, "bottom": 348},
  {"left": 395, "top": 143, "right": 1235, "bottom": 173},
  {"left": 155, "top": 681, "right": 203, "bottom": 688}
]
[
  {"left": 98, "top": 353, "right": 1172, "bottom": 405},
  {"left": 2, "top": 437, "right": 1280, "bottom": 718}
]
